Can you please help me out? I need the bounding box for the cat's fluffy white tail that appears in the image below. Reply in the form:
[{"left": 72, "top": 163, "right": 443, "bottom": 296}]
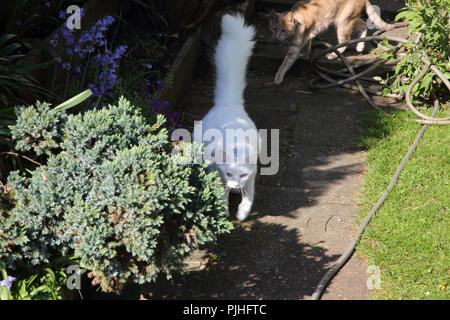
[{"left": 214, "top": 14, "right": 255, "bottom": 106}]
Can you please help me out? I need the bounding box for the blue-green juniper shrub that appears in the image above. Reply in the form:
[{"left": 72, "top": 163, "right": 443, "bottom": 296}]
[{"left": 0, "top": 97, "right": 232, "bottom": 292}]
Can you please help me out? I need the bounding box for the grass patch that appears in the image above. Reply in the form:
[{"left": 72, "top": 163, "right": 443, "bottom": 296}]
[{"left": 357, "top": 107, "right": 449, "bottom": 300}]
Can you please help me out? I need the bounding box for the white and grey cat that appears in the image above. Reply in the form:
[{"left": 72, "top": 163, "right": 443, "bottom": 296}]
[{"left": 194, "top": 14, "right": 259, "bottom": 221}]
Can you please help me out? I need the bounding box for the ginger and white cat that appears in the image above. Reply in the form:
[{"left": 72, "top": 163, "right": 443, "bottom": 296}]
[
  {"left": 268, "top": 0, "right": 393, "bottom": 84},
  {"left": 194, "top": 14, "right": 259, "bottom": 221}
]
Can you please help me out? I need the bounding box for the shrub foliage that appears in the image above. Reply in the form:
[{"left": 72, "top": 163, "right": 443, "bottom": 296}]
[
  {"left": 0, "top": 97, "right": 232, "bottom": 292},
  {"left": 383, "top": 0, "right": 450, "bottom": 99}
]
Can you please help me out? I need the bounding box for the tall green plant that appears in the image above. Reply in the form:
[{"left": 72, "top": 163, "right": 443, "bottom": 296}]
[
  {"left": 382, "top": 0, "right": 450, "bottom": 99},
  {"left": 0, "top": 34, "right": 51, "bottom": 108},
  {"left": 0, "top": 260, "right": 76, "bottom": 300}
]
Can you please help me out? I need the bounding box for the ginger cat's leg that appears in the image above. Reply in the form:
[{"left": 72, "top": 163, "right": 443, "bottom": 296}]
[
  {"left": 274, "top": 45, "right": 302, "bottom": 84},
  {"left": 355, "top": 19, "right": 368, "bottom": 52},
  {"left": 305, "top": 39, "right": 312, "bottom": 59},
  {"left": 326, "top": 20, "right": 356, "bottom": 60},
  {"left": 274, "top": 35, "right": 311, "bottom": 84}
]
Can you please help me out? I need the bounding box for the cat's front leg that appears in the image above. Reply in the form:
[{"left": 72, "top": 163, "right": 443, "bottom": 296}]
[
  {"left": 304, "top": 39, "right": 312, "bottom": 60},
  {"left": 274, "top": 45, "right": 301, "bottom": 84},
  {"left": 236, "top": 176, "right": 255, "bottom": 221}
]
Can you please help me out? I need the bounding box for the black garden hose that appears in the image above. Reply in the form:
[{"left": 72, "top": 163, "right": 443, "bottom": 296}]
[{"left": 309, "top": 34, "right": 407, "bottom": 115}]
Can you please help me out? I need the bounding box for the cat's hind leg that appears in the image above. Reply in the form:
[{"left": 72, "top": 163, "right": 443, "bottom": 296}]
[
  {"left": 327, "top": 21, "right": 354, "bottom": 60},
  {"left": 355, "top": 18, "right": 368, "bottom": 53}
]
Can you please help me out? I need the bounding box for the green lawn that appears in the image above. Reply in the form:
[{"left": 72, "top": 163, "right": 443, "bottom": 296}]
[{"left": 357, "top": 106, "right": 449, "bottom": 300}]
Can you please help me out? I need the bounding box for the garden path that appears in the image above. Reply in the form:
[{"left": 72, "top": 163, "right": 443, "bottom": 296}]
[{"left": 136, "top": 11, "right": 405, "bottom": 300}]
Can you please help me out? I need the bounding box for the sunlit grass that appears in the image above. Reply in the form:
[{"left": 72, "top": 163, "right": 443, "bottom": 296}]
[{"left": 357, "top": 107, "right": 449, "bottom": 300}]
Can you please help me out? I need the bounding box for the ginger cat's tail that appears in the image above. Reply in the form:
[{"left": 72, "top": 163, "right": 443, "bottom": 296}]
[
  {"left": 365, "top": 0, "right": 394, "bottom": 31},
  {"left": 214, "top": 14, "right": 255, "bottom": 106}
]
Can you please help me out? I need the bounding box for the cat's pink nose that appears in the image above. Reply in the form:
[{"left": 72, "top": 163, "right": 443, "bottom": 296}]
[{"left": 229, "top": 182, "right": 239, "bottom": 189}]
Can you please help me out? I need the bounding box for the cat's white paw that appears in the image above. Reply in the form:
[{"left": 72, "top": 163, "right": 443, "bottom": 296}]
[
  {"left": 356, "top": 42, "right": 365, "bottom": 53},
  {"left": 236, "top": 209, "right": 250, "bottom": 221},
  {"left": 326, "top": 52, "right": 338, "bottom": 60},
  {"left": 236, "top": 202, "right": 252, "bottom": 221},
  {"left": 274, "top": 74, "right": 284, "bottom": 84}
]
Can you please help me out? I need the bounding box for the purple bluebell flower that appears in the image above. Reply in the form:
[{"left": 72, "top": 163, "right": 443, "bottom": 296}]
[
  {"left": 139, "top": 87, "right": 147, "bottom": 97},
  {"left": 142, "top": 63, "right": 153, "bottom": 70},
  {"left": 50, "top": 33, "right": 59, "bottom": 47},
  {"left": 98, "top": 16, "right": 115, "bottom": 31},
  {"left": 62, "top": 62, "right": 71, "bottom": 70},
  {"left": 1, "top": 276, "right": 16, "bottom": 291},
  {"left": 59, "top": 10, "right": 66, "bottom": 19},
  {"left": 61, "top": 28, "right": 75, "bottom": 46},
  {"left": 156, "top": 80, "right": 164, "bottom": 89},
  {"left": 73, "top": 43, "right": 81, "bottom": 53},
  {"left": 50, "top": 13, "right": 129, "bottom": 103},
  {"left": 88, "top": 83, "right": 101, "bottom": 97},
  {"left": 79, "top": 31, "right": 93, "bottom": 45},
  {"left": 112, "top": 45, "right": 127, "bottom": 60}
]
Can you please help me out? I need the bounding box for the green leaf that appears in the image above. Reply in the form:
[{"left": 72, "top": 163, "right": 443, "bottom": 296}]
[
  {"left": 0, "top": 262, "right": 7, "bottom": 280},
  {"left": 0, "top": 286, "right": 12, "bottom": 300},
  {"left": 18, "top": 59, "right": 55, "bottom": 73},
  {"left": 29, "top": 284, "right": 50, "bottom": 298},
  {"left": 0, "top": 43, "right": 22, "bottom": 58},
  {"left": 0, "top": 34, "right": 18, "bottom": 48},
  {"left": 44, "top": 268, "right": 56, "bottom": 285},
  {"left": 54, "top": 89, "right": 92, "bottom": 111},
  {"left": 395, "top": 10, "right": 410, "bottom": 21},
  {"left": 421, "top": 73, "right": 433, "bottom": 91},
  {"left": 19, "top": 280, "right": 28, "bottom": 298}
]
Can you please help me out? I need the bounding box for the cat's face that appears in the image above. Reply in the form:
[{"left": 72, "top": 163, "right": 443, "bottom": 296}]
[
  {"left": 268, "top": 10, "right": 297, "bottom": 42},
  {"left": 217, "top": 163, "right": 254, "bottom": 190}
]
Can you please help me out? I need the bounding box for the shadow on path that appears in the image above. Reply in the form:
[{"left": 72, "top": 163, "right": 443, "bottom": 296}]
[{"left": 143, "top": 221, "right": 340, "bottom": 300}]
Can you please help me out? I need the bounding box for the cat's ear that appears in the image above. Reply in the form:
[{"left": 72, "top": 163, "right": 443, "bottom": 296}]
[
  {"left": 285, "top": 12, "right": 296, "bottom": 25},
  {"left": 264, "top": 9, "right": 278, "bottom": 21}
]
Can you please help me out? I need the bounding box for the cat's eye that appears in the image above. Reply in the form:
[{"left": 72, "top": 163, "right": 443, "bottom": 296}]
[
  {"left": 227, "top": 173, "right": 233, "bottom": 177},
  {"left": 240, "top": 174, "right": 247, "bottom": 178}
]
